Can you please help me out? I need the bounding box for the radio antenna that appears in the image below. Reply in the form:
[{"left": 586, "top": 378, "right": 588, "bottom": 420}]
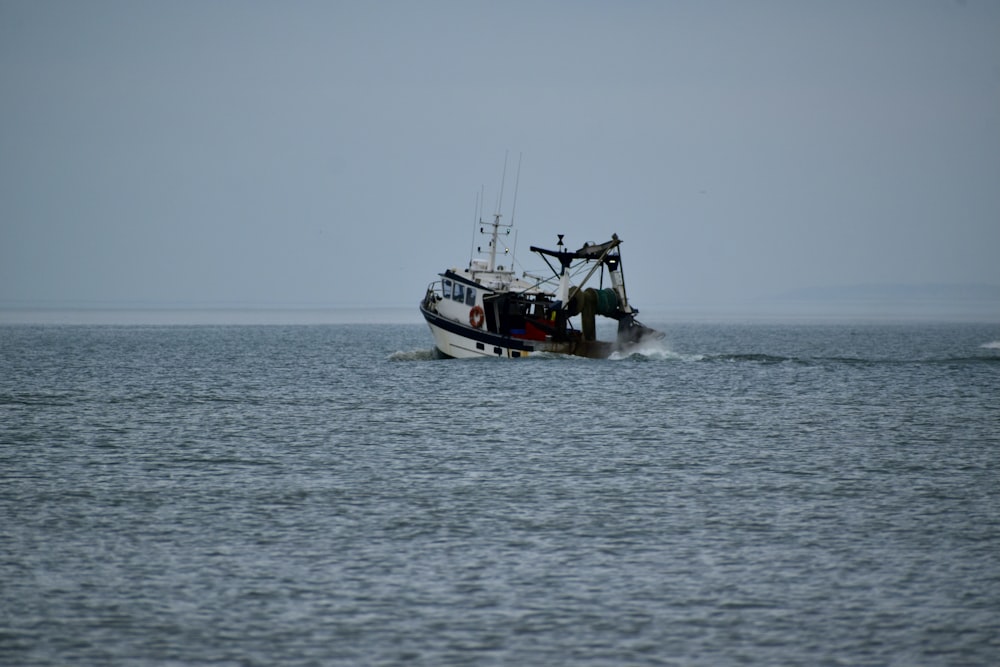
[
  {"left": 495, "top": 150, "right": 509, "bottom": 216},
  {"left": 468, "top": 188, "right": 481, "bottom": 267},
  {"left": 510, "top": 152, "right": 522, "bottom": 227}
]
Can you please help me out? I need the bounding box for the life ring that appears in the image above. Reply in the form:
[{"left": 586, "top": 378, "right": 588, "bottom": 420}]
[{"left": 469, "top": 305, "right": 485, "bottom": 328}]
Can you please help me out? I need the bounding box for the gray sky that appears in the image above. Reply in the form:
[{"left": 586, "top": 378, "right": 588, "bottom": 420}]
[{"left": 2, "top": 0, "right": 999, "bottom": 317}]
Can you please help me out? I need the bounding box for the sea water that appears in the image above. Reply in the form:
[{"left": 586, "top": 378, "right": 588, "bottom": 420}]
[{"left": 2, "top": 321, "right": 998, "bottom": 666}]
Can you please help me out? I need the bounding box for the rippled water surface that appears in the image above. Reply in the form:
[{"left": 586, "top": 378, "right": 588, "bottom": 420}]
[{"left": 2, "top": 322, "right": 999, "bottom": 665}]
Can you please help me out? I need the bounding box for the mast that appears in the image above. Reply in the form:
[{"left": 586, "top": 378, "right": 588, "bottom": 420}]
[
  {"left": 473, "top": 153, "right": 520, "bottom": 273},
  {"left": 489, "top": 152, "right": 509, "bottom": 272},
  {"left": 487, "top": 211, "right": 502, "bottom": 272}
]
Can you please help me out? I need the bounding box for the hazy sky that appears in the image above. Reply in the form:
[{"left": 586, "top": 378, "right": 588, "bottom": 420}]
[{"left": 2, "top": 1, "right": 998, "bottom": 315}]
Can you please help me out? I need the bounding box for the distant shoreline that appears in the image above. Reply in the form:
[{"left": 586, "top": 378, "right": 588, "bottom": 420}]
[
  {"left": 2, "top": 302, "right": 998, "bottom": 326},
  {"left": 0, "top": 306, "right": 426, "bottom": 326}
]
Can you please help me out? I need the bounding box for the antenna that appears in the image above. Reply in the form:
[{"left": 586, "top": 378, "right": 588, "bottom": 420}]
[
  {"left": 495, "top": 150, "right": 509, "bottom": 216},
  {"left": 511, "top": 229, "right": 519, "bottom": 270},
  {"left": 468, "top": 189, "right": 481, "bottom": 268},
  {"left": 510, "top": 152, "right": 522, "bottom": 227}
]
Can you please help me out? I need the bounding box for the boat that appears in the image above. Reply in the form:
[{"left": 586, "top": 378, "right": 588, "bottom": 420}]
[{"left": 419, "top": 199, "right": 662, "bottom": 359}]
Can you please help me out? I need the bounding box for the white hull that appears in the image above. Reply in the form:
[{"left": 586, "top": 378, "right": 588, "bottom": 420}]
[
  {"left": 420, "top": 303, "right": 614, "bottom": 359},
  {"left": 421, "top": 305, "right": 533, "bottom": 358},
  {"left": 428, "top": 323, "right": 526, "bottom": 359}
]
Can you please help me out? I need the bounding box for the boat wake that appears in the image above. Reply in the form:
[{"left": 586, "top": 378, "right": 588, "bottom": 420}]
[
  {"left": 702, "top": 353, "right": 796, "bottom": 364},
  {"left": 386, "top": 343, "right": 997, "bottom": 365},
  {"left": 388, "top": 349, "right": 441, "bottom": 362},
  {"left": 608, "top": 339, "right": 695, "bottom": 362}
]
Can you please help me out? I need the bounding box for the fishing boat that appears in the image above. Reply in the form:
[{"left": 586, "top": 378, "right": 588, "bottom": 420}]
[{"left": 419, "top": 196, "right": 662, "bottom": 359}]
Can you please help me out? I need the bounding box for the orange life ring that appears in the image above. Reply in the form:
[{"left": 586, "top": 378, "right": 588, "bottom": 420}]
[{"left": 469, "top": 305, "right": 485, "bottom": 328}]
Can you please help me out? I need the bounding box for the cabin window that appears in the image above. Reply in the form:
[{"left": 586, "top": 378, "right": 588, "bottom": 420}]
[
  {"left": 465, "top": 287, "right": 477, "bottom": 305},
  {"left": 453, "top": 283, "right": 465, "bottom": 303},
  {"left": 442, "top": 279, "right": 452, "bottom": 299}
]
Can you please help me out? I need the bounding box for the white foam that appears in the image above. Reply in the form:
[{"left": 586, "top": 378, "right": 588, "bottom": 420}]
[
  {"left": 388, "top": 349, "right": 439, "bottom": 361},
  {"left": 609, "top": 339, "right": 696, "bottom": 361},
  {"left": 980, "top": 341, "right": 1000, "bottom": 350}
]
